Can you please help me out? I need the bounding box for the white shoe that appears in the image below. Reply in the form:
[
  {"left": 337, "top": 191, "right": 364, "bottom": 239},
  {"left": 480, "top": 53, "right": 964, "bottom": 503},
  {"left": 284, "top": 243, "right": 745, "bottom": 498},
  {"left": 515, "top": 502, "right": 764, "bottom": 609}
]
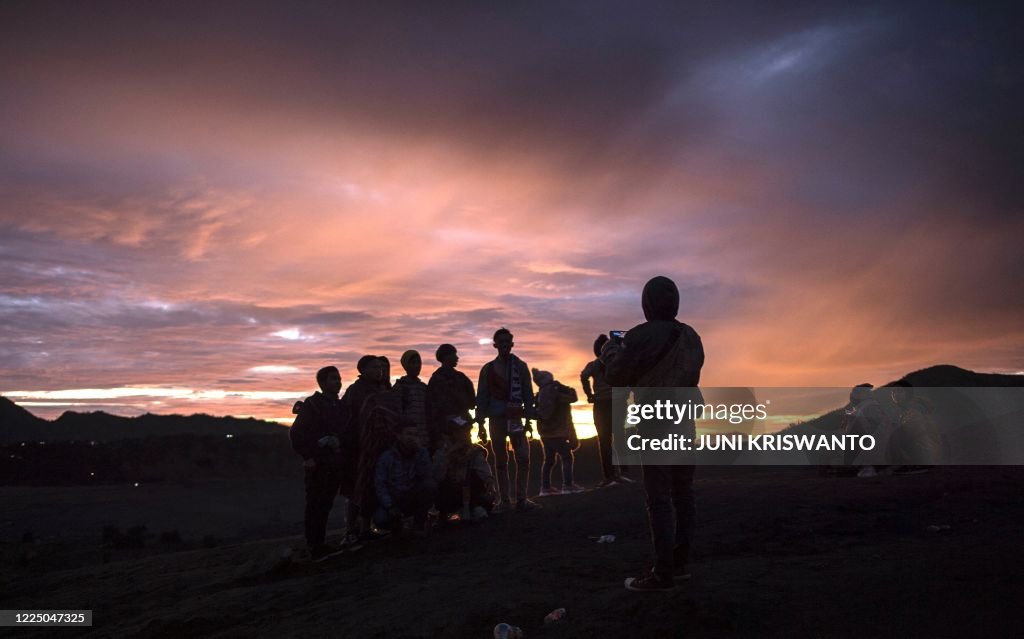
[
  {"left": 562, "top": 483, "right": 586, "bottom": 494},
  {"left": 472, "top": 506, "right": 488, "bottom": 521},
  {"left": 539, "top": 487, "right": 559, "bottom": 497},
  {"left": 857, "top": 466, "right": 878, "bottom": 478}
]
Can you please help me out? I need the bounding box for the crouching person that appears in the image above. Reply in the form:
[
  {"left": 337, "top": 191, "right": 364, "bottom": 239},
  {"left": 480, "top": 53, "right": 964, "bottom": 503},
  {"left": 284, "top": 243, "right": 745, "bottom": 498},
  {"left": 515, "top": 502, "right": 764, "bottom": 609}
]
[
  {"left": 374, "top": 419, "right": 436, "bottom": 536},
  {"left": 435, "top": 416, "right": 496, "bottom": 523}
]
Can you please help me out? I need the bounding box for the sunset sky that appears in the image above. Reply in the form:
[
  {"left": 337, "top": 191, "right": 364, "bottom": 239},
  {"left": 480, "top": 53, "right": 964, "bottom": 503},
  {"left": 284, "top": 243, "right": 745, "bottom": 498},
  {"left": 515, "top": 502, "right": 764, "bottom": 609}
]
[{"left": 2, "top": 2, "right": 1022, "bottom": 428}]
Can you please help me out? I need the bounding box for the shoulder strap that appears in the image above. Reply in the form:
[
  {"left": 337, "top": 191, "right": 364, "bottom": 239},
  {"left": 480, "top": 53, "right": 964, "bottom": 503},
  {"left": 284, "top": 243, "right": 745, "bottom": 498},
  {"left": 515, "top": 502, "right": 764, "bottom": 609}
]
[{"left": 635, "top": 324, "right": 701, "bottom": 388}]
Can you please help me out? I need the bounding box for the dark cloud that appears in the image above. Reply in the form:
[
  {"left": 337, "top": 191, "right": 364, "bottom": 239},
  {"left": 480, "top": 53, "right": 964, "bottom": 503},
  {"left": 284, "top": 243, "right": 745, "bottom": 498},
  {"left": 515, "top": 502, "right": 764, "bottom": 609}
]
[{"left": 2, "top": 1, "right": 1022, "bottom": 413}]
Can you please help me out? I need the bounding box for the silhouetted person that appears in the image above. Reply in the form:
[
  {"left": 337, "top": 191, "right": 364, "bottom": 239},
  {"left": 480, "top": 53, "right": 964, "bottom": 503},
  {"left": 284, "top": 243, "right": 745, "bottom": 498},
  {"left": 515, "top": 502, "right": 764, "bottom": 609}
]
[
  {"left": 427, "top": 344, "right": 478, "bottom": 449},
  {"left": 379, "top": 355, "right": 393, "bottom": 390},
  {"left": 374, "top": 419, "right": 436, "bottom": 535},
  {"left": 534, "top": 368, "right": 583, "bottom": 496},
  {"left": 342, "top": 355, "right": 387, "bottom": 428},
  {"left": 356, "top": 388, "right": 403, "bottom": 534},
  {"left": 477, "top": 327, "right": 539, "bottom": 512},
  {"left": 582, "top": 334, "right": 632, "bottom": 487},
  {"left": 888, "top": 381, "right": 943, "bottom": 468},
  {"left": 602, "top": 276, "right": 704, "bottom": 592},
  {"left": 841, "top": 383, "right": 892, "bottom": 475},
  {"left": 433, "top": 415, "right": 495, "bottom": 523},
  {"left": 339, "top": 355, "right": 387, "bottom": 542},
  {"left": 289, "top": 366, "right": 347, "bottom": 561},
  {"left": 394, "top": 350, "right": 429, "bottom": 448}
]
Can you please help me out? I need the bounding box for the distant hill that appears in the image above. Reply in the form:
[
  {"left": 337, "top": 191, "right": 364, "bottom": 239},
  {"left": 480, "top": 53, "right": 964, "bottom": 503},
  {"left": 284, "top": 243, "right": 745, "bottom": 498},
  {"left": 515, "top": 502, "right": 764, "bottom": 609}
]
[
  {"left": 780, "top": 365, "right": 1024, "bottom": 463},
  {"left": 0, "top": 397, "right": 48, "bottom": 443},
  {"left": 0, "top": 397, "right": 287, "bottom": 445},
  {"left": 899, "top": 364, "right": 1024, "bottom": 387}
]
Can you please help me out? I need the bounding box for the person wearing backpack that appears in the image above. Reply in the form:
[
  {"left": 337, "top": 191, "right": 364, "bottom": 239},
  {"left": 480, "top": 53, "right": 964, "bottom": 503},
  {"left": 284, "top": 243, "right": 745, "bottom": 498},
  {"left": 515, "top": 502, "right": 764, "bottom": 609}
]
[
  {"left": 601, "top": 276, "right": 705, "bottom": 592},
  {"left": 534, "top": 369, "right": 584, "bottom": 496},
  {"left": 289, "top": 365, "right": 349, "bottom": 561}
]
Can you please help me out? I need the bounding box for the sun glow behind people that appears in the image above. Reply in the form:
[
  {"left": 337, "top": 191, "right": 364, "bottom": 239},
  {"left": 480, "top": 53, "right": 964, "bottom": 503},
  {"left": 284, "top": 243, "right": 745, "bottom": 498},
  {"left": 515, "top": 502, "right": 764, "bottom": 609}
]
[{"left": 1, "top": 2, "right": 1022, "bottom": 429}]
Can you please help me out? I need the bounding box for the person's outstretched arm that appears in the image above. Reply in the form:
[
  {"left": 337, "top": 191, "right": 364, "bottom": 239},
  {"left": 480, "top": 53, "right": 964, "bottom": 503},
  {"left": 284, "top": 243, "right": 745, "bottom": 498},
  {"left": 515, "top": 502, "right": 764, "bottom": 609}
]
[
  {"left": 535, "top": 385, "right": 556, "bottom": 422},
  {"left": 475, "top": 363, "right": 490, "bottom": 425},
  {"left": 601, "top": 338, "right": 640, "bottom": 387},
  {"left": 289, "top": 404, "right": 318, "bottom": 461},
  {"left": 522, "top": 361, "right": 537, "bottom": 420},
  {"left": 580, "top": 361, "right": 595, "bottom": 402}
]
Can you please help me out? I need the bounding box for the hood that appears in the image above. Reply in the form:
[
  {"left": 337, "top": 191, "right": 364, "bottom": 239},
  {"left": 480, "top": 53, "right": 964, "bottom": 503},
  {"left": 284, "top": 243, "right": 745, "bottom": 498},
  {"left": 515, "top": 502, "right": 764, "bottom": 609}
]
[
  {"left": 642, "top": 276, "right": 679, "bottom": 321},
  {"left": 532, "top": 368, "right": 554, "bottom": 386},
  {"left": 850, "top": 385, "right": 874, "bottom": 404}
]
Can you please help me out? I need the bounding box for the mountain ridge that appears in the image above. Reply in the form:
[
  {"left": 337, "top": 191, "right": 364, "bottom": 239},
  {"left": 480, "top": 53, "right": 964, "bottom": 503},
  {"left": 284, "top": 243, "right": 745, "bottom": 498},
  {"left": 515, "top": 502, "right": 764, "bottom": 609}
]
[{"left": 0, "top": 396, "right": 287, "bottom": 444}]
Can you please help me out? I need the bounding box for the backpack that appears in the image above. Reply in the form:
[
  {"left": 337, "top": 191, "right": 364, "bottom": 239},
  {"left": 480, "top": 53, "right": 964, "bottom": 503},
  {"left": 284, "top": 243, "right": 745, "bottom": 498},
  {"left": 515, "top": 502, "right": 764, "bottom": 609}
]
[{"left": 635, "top": 323, "right": 704, "bottom": 388}]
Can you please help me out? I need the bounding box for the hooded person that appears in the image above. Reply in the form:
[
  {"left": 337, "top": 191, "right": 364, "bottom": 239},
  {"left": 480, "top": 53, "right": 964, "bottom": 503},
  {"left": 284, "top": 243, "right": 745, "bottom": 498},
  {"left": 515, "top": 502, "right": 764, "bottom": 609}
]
[
  {"left": 534, "top": 368, "right": 582, "bottom": 496},
  {"left": 601, "top": 275, "right": 705, "bottom": 592}
]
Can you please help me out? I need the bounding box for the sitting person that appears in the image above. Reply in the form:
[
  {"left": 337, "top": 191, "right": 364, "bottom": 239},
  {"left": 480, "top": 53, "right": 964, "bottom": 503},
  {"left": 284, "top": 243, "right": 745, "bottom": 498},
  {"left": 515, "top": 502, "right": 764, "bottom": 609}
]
[
  {"left": 533, "top": 368, "right": 584, "bottom": 496},
  {"left": 433, "top": 416, "right": 495, "bottom": 523},
  {"left": 888, "top": 381, "right": 944, "bottom": 469},
  {"left": 373, "top": 419, "right": 436, "bottom": 535},
  {"left": 841, "top": 383, "right": 893, "bottom": 477}
]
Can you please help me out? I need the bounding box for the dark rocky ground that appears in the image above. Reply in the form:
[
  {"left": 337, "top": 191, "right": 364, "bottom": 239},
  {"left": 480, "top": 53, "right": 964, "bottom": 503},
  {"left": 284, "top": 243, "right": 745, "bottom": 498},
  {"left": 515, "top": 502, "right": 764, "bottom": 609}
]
[{"left": 3, "top": 440, "right": 1023, "bottom": 638}]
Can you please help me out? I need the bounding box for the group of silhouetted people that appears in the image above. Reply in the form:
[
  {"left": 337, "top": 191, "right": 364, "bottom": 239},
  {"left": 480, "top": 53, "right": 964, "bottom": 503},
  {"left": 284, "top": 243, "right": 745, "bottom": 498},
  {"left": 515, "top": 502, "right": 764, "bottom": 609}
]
[
  {"left": 839, "top": 380, "right": 944, "bottom": 477},
  {"left": 290, "top": 276, "right": 707, "bottom": 593},
  {"left": 289, "top": 327, "right": 595, "bottom": 561}
]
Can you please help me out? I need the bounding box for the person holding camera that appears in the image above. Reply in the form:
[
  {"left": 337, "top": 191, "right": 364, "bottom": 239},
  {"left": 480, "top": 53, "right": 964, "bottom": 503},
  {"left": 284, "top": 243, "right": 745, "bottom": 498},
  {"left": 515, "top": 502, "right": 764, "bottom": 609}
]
[
  {"left": 601, "top": 276, "right": 705, "bottom": 592},
  {"left": 476, "top": 327, "right": 540, "bottom": 512}
]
